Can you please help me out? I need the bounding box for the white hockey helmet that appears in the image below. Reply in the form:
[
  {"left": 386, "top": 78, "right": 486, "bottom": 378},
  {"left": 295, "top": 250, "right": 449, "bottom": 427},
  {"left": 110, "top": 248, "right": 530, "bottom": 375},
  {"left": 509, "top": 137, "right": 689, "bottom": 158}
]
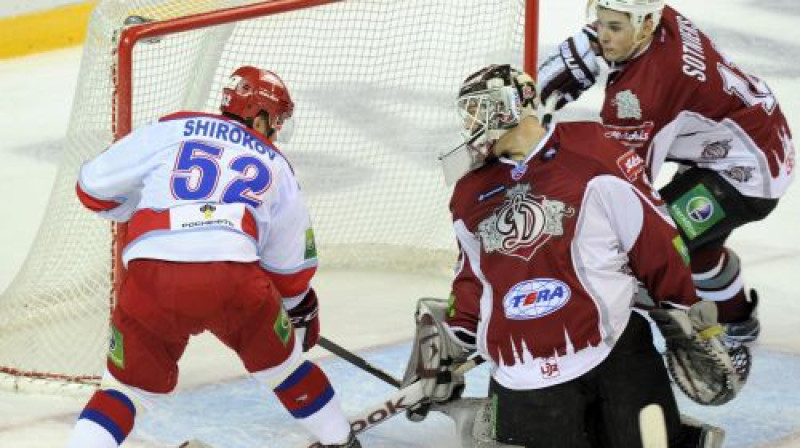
[{"left": 589, "top": 0, "right": 664, "bottom": 31}]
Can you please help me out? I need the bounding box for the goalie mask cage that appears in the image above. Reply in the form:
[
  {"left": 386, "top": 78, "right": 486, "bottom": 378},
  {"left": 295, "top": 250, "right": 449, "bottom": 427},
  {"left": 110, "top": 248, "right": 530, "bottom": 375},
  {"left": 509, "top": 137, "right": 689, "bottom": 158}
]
[{"left": 0, "top": 0, "right": 538, "bottom": 392}]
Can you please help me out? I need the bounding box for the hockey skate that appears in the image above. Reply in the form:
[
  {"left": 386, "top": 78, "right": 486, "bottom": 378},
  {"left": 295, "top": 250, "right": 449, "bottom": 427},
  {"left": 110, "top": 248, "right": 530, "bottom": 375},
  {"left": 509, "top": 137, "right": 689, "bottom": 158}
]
[
  {"left": 681, "top": 414, "right": 725, "bottom": 448},
  {"left": 722, "top": 289, "right": 760, "bottom": 344}
]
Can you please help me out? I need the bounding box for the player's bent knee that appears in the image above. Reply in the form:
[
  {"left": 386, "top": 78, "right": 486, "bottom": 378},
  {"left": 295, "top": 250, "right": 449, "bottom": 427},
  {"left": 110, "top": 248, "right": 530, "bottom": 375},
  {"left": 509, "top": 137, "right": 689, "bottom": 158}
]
[{"left": 251, "top": 341, "right": 303, "bottom": 389}]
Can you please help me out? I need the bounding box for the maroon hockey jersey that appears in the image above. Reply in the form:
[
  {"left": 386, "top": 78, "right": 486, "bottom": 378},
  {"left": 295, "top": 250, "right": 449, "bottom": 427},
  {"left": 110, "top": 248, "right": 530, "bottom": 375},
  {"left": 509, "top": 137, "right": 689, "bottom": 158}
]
[
  {"left": 600, "top": 6, "right": 794, "bottom": 199},
  {"left": 445, "top": 121, "right": 697, "bottom": 390}
]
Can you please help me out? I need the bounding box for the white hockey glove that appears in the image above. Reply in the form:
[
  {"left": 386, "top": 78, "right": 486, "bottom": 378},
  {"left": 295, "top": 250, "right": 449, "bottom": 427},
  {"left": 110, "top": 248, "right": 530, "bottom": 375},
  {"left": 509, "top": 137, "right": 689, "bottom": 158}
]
[
  {"left": 650, "top": 301, "right": 750, "bottom": 406},
  {"left": 537, "top": 25, "right": 600, "bottom": 110},
  {"left": 402, "top": 298, "right": 473, "bottom": 421}
]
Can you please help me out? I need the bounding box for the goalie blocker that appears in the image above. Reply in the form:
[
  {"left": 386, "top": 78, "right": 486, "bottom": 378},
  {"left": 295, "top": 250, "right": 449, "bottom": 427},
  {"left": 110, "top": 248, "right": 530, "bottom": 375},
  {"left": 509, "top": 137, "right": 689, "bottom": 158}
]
[{"left": 401, "top": 298, "right": 473, "bottom": 421}]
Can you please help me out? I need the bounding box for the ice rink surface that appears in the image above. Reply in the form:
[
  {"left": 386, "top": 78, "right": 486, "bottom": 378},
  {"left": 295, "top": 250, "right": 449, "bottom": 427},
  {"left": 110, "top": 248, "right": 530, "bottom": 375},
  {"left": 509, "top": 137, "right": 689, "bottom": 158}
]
[{"left": 1, "top": 0, "right": 799, "bottom": 446}]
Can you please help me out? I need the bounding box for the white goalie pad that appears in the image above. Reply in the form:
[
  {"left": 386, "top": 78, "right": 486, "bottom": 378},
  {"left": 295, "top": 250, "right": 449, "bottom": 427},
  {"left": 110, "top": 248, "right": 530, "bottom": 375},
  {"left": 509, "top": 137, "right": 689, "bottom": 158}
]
[
  {"left": 434, "top": 398, "right": 523, "bottom": 448},
  {"left": 402, "top": 298, "right": 471, "bottom": 404}
]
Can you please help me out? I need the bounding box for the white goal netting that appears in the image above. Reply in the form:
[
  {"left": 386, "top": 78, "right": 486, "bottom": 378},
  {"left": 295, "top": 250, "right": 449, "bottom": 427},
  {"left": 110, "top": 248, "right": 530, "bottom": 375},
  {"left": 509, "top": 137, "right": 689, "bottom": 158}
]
[{"left": 0, "top": 0, "right": 531, "bottom": 391}]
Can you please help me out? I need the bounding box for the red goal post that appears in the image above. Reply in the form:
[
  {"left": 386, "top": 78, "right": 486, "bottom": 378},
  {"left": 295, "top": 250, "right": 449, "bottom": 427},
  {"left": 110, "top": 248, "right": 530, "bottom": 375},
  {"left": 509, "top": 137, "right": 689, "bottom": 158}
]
[{"left": 0, "top": 0, "right": 540, "bottom": 391}]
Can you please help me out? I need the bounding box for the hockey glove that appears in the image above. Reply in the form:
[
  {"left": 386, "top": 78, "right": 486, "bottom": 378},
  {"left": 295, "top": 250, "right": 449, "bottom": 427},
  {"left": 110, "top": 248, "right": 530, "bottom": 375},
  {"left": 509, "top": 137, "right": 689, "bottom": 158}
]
[
  {"left": 402, "top": 298, "right": 472, "bottom": 422},
  {"left": 650, "top": 301, "right": 750, "bottom": 406},
  {"left": 537, "top": 25, "right": 600, "bottom": 110},
  {"left": 285, "top": 288, "right": 320, "bottom": 352}
]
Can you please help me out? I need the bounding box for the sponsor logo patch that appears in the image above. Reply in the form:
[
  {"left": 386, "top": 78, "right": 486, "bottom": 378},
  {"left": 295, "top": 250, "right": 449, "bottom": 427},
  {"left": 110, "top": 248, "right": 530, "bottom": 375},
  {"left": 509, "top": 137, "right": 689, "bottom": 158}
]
[
  {"left": 540, "top": 356, "right": 561, "bottom": 379},
  {"left": 672, "top": 236, "right": 691, "bottom": 266},
  {"left": 109, "top": 325, "right": 125, "bottom": 369},
  {"left": 503, "top": 278, "right": 571, "bottom": 320},
  {"left": 510, "top": 163, "right": 528, "bottom": 181},
  {"left": 478, "top": 185, "right": 506, "bottom": 202},
  {"left": 668, "top": 184, "right": 726, "bottom": 240},
  {"left": 274, "top": 308, "right": 292, "bottom": 346},
  {"left": 200, "top": 203, "right": 216, "bottom": 219},
  {"left": 304, "top": 228, "right": 317, "bottom": 259},
  {"left": 616, "top": 150, "right": 645, "bottom": 182},
  {"left": 604, "top": 122, "right": 655, "bottom": 150}
]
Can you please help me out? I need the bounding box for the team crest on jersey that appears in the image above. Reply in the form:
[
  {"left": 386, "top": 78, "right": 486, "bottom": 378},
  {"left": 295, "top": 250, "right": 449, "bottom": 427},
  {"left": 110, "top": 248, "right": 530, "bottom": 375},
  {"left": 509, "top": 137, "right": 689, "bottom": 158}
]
[
  {"left": 701, "top": 139, "right": 732, "bottom": 160},
  {"left": 477, "top": 184, "right": 574, "bottom": 261},
  {"left": 721, "top": 165, "right": 755, "bottom": 183},
  {"left": 614, "top": 90, "right": 642, "bottom": 119}
]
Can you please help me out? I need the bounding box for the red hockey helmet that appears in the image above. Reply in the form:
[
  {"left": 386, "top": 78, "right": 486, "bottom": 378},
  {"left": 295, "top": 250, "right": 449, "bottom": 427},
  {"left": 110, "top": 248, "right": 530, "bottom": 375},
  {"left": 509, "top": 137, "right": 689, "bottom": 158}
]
[{"left": 220, "top": 66, "right": 294, "bottom": 135}]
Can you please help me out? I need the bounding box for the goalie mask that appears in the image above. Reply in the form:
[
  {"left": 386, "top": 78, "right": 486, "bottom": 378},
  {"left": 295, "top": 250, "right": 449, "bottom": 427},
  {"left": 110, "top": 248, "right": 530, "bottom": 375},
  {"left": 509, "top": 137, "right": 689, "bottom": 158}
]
[
  {"left": 440, "top": 64, "right": 537, "bottom": 185},
  {"left": 221, "top": 66, "right": 296, "bottom": 142}
]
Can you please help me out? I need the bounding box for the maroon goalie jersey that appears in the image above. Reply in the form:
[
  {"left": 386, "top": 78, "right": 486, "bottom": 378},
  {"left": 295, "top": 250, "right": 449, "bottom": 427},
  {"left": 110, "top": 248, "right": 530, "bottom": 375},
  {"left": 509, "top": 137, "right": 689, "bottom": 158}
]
[
  {"left": 600, "top": 5, "right": 794, "bottom": 199},
  {"left": 445, "top": 122, "right": 697, "bottom": 390}
]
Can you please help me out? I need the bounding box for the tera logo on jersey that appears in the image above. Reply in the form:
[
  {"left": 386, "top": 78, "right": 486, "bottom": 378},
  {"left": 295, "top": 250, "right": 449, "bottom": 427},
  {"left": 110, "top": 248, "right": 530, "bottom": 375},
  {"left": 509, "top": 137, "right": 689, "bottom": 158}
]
[
  {"left": 613, "top": 90, "right": 642, "bottom": 120},
  {"left": 503, "top": 278, "right": 571, "bottom": 320},
  {"left": 477, "top": 184, "right": 574, "bottom": 261},
  {"left": 701, "top": 139, "right": 732, "bottom": 160},
  {"left": 616, "top": 150, "right": 645, "bottom": 182}
]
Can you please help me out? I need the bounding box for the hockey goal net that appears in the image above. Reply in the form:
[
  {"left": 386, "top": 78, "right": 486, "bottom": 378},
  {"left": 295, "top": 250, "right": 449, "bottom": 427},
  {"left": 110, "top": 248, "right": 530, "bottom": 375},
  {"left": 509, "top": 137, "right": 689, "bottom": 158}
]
[{"left": 0, "top": 0, "right": 538, "bottom": 391}]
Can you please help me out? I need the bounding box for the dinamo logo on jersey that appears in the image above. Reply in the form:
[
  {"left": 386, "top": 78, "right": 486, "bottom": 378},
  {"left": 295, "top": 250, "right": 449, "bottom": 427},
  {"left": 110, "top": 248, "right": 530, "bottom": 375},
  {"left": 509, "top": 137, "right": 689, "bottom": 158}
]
[
  {"left": 503, "top": 278, "right": 571, "bottom": 320},
  {"left": 477, "top": 184, "right": 574, "bottom": 261}
]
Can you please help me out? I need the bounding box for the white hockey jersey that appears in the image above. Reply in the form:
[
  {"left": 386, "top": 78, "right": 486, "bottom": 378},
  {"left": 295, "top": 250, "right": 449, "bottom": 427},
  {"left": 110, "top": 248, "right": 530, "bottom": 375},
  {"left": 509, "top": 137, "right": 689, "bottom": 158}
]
[{"left": 77, "top": 112, "right": 317, "bottom": 299}]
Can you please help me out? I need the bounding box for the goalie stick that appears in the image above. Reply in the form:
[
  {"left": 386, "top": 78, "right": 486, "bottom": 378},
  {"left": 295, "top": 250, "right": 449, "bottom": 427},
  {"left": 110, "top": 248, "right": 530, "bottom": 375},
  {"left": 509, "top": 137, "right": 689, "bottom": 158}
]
[
  {"left": 639, "top": 404, "right": 669, "bottom": 448},
  {"left": 317, "top": 336, "right": 402, "bottom": 388}
]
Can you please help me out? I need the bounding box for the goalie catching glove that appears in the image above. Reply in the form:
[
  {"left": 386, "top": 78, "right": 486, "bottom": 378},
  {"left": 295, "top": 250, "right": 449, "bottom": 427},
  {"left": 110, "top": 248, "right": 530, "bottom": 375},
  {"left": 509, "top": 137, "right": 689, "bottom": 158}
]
[
  {"left": 401, "top": 298, "right": 473, "bottom": 421},
  {"left": 650, "top": 301, "right": 751, "bottom": 406},
  {"left": 537, "top": 25, "right": 601, "bottom": 110}
]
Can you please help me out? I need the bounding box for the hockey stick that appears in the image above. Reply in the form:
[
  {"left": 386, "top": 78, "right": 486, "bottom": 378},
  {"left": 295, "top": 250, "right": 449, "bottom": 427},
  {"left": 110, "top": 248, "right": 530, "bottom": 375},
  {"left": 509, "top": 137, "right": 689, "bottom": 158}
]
[
  {"left": 305, "top": 358, "right": 482, "bottom": 448},
  {"left": 317, "top": 336, "right": 402, "bottom": 388},
  {"left": 639, "top": 404, "right": 668, "bottom": 448}
]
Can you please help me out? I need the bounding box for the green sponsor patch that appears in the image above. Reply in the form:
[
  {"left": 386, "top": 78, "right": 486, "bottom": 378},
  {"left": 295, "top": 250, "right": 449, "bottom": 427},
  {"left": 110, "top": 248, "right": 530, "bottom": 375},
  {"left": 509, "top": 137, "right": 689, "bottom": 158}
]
[
  {"left": 304, "top": 228, "right": 317, "bottom": 259},
  {"left": 447, "top": 293, "right": 456, "bottom": 318},
  {"left": 108, "top": 325, "right": 125, "bottom": 369},
  {"left": 672, "top": 236, "right": 691, "bottom": 266},
  {"left": 668, "top": 184, "right": 726, "bottom": 240},
  {"left": 274, "top": 308, "right": 292, "bottom": 346}
]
